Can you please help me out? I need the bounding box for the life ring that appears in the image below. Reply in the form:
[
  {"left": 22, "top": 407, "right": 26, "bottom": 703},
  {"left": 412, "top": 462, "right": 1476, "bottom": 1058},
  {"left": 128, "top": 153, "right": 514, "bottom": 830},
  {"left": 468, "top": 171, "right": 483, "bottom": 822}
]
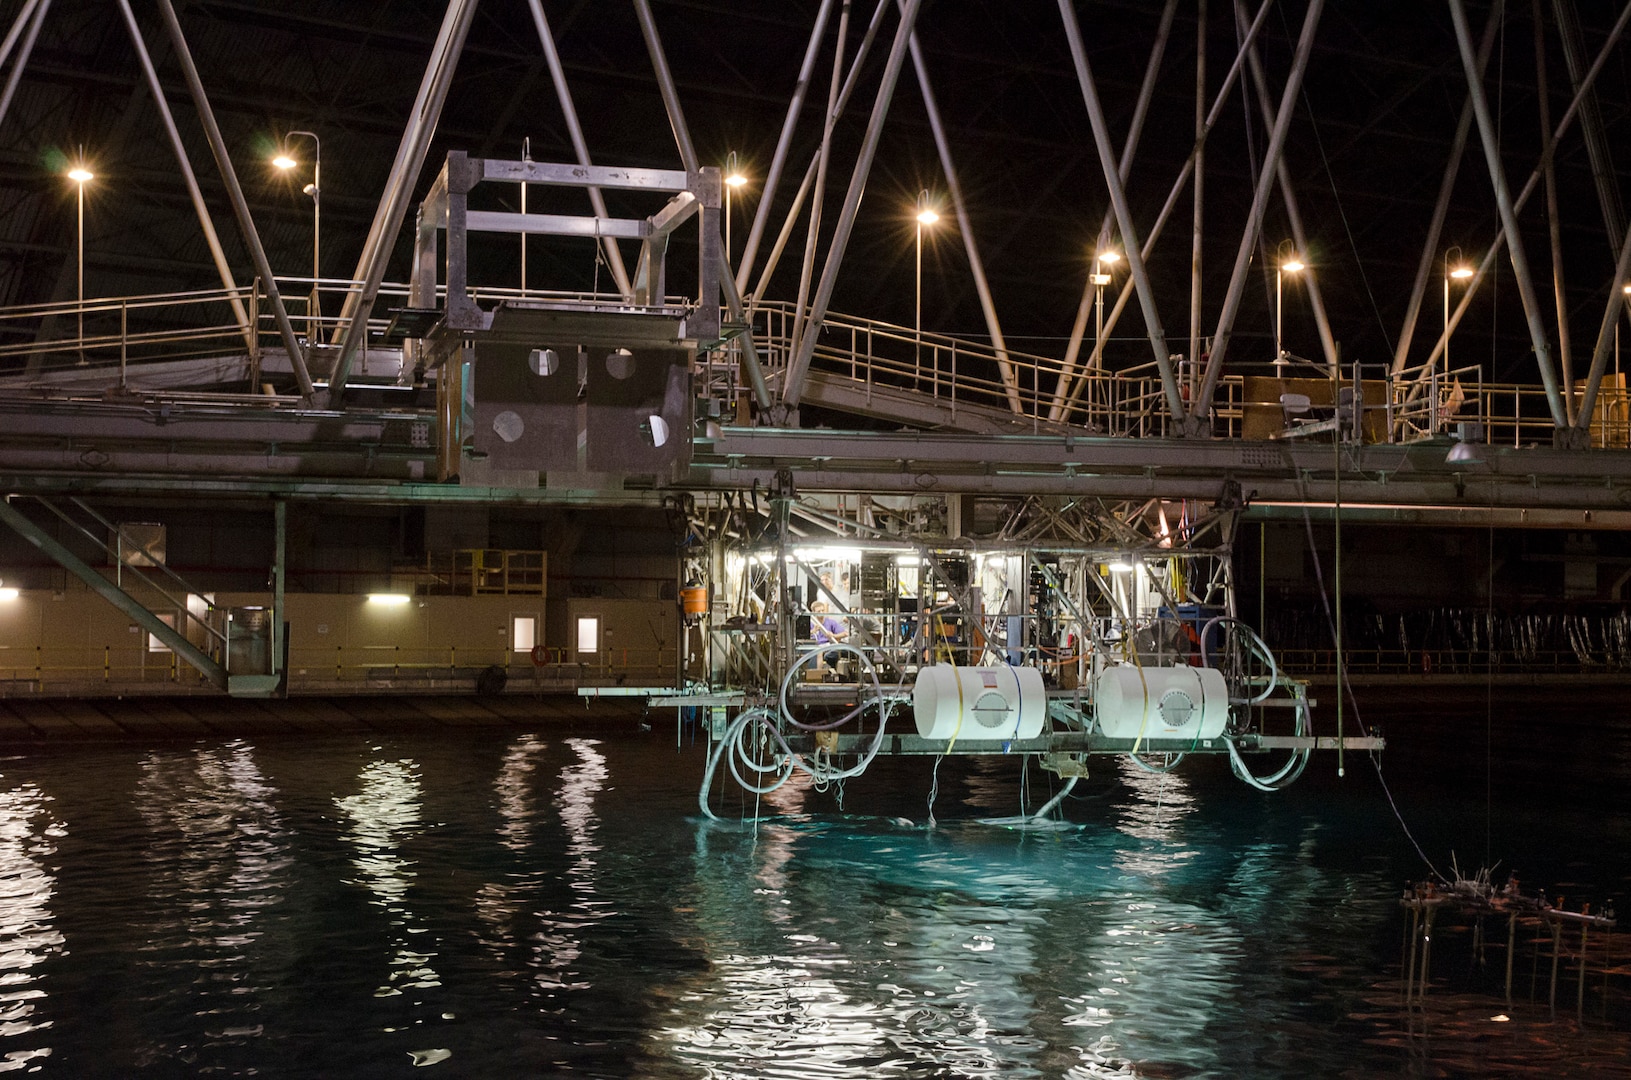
[{"left": 531, "top": 644, "right": 547, "bottom": 667}]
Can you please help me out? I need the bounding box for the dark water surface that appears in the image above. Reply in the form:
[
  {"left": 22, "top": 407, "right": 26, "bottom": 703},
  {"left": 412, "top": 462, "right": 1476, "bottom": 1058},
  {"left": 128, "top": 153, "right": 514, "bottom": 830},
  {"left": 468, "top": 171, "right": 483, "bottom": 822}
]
[{"left": 0, "top": 704, "right": 1627, "bottom": 1078}]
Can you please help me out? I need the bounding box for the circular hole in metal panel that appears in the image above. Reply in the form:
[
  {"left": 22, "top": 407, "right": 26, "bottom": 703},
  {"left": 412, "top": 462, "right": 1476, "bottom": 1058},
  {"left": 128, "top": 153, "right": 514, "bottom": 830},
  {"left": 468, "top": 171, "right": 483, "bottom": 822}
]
[
  {"left": 492, "top": 410, "right": 525, "bottom": 443},
  {"left": 605, "top": 348, "right": 635, "bottom": 380},
  {"left": 528, "top": 347, "right": 559, "bottom": 376}
]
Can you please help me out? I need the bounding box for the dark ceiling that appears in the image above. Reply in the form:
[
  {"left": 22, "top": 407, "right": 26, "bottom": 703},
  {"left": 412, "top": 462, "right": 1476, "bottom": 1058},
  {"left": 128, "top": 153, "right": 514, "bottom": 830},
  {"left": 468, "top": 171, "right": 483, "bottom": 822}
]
[{"left": 1, "top": 0, "right": 1628, "bottom": 383}]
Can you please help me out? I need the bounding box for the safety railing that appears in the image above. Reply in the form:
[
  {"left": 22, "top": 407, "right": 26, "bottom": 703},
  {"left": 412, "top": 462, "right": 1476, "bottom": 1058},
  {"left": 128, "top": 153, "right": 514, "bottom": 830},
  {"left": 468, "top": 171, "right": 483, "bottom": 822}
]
[{"left": 1272, "top": 647, "right": 1627, "bottom": 677}]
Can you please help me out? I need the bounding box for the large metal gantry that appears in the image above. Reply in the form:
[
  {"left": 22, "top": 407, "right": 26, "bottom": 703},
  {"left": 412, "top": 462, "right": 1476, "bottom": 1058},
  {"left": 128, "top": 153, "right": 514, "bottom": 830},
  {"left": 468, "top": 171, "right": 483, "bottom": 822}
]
[{"left": 0, "top": 1, "right": 1630, "bottom": 717}]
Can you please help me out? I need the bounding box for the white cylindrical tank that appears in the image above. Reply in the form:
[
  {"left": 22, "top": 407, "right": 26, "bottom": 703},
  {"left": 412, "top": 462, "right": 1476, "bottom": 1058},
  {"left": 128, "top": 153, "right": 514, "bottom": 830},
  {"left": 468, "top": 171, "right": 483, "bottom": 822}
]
[
  {"left": 912, "top": 664, "right": 1047, "bottom": 740},
  {"left": 1093, "top": 664, "right": 1230, "bottom": 741}
]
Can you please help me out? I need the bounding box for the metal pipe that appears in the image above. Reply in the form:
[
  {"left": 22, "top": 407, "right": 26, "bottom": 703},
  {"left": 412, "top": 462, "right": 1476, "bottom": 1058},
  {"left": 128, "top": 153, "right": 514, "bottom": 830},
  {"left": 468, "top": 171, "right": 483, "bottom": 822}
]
[
  {"left": 719, "top": 263, "right": 772, "bottom": 411},
  {"left": 331, "top": 0, "right": 475, "bottom": 400},
  {"left": 1058, "top": 0, "right": 1185, "bottom": 422},
  {"left": 633, "top": 0, "right": 699, "bottom": 171},
  {"left": 1057, "top": 0, "right": 1275, "bottom": 420},
  {"left": 1237, "top": 0, "right": 1338, "bottom": 376},
  {"left": 0, "top": 0, "right": 47, "bottom": 138},
  {"left": 1553, "top": 0, "right": 1626, "bottom": 252},
  {"left": 154, "top": 0, "right": 313, "bottom": 400},
  {"left": 1048, "top": 0, "right": 1178, "bottom": 421},
  {"left": 1535, "top": 0, "right": 1574, "bottom": 423},
  {"left": 1448, "top": 0, "right": 1566, "bottom": 426},
  {"left": 527, "top": 0, "right": 632, "bottom": 299},
  {"left": 116, "top": 0, "right": 253, "bottom": 351},
  {"left": 1193, "top": 0, "right": 1325, "bottom": 422},
  {"left": 782, "top": 0, "right": 923, "bottom": 410},
  {"left": 1392, "top": 3, "right": 1499, "bottom": 376},
  {"left": 736, "top": 0, "right": 837, "bottom": 293},
  {"left": 906, "top": 16, "right": 1023, "bottom": 414}
]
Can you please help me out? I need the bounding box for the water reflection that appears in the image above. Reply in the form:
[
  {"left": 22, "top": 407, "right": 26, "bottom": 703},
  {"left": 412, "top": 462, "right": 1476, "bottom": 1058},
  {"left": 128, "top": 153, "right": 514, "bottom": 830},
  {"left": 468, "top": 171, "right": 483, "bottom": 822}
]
[
  {"left": 1112, "top": 756, "right": 1198, "bottom": 876},
  {"left": 532, "top": 738, "right": 610, "bottom": 992},
  {"left": 132, "top": 741, "right": 290, "bottom": 1065},
  {"left": 335, "top": 759, "right": 439, "bottom": 1001},
  {"left": 0, "top": 780, "right": 64, "bottom": 1073},
  {"left": 475, "top": 736, "right": 547, "bottom": 937}
]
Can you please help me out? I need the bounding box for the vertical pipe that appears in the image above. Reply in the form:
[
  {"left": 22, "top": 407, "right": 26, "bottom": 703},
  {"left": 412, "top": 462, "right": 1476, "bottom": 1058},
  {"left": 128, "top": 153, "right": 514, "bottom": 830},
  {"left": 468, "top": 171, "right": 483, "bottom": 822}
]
[
  {"left": 1448, "top": 0, "right": 1566, "bottom": 426},
  {"left": 332, "top": 0, "right": 475, "bottom": 399},
  {"left": 527, "top": 0, "right": 633, "bottom": 298},
  {"left": 783, "top": 0, "right": 924, "bottom": 409},
  {"left": 273, "top": 500, "right": 285, "bottom": 679},
  {"left": 154, "top": 0, "right": 313, "bottom": 399},
  {"left": 1192, "top": 0, "right": 1325, "bottom": 422},
  {"left": 906, "top": 19, "right": 1023, "bottom": 413},
  {"left": 116, "top": 0, "right": 253, "bottom": 349},
  {"left": 736, "top": 0, "right": 837, "bottom": 293},
  {"left": 1058, "top": 0, "right": 1186, "bottom": 421},
  {"left": 1535, "top": 0, "right": 1575, "bottom": 422},
  {"left": 791, "top": 0, "right": 854, "bottom": 365}
]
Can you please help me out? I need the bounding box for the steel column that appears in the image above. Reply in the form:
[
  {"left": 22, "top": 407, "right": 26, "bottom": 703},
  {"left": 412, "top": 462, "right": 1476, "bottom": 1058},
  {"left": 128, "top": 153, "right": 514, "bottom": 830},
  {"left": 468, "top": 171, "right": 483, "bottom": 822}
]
[
  {"left": 1058, "top": 0, "right": 1185, "bottom": 422},
  {"left": 1192, "top": 0, "right": 1324, "bottom": 423},
  {"left": 0, "top": 0, "right": 41, "bottom": 75},
  {"left": 1448, "top": 0, "right": 1565, "bottom": 426},
  {"left": 527, "top": 0, "right": 633, "bottom": 299},
  {"left": 791, "top": 0, "right": 855, "bottom": 364},
  {"left": 0, "top": 0, "right": 45, "bottom": 136},
  {"left": 0, "top": 496, "right": 227, "bottom": 689},
  {"left": 1191, "top": 0, "right": 1207, "bottom": 393},
  {"left": 155, "top": 0, "right": 313, "bottom": 401},
  {"left": 117, "top": 0, "right": 253, "bottom": 352},
  {"left": 736, "top": 0, "right": 837, "bottom": 294},
  {"left": 332, "top": 0, "right": 475, "bottom": 399},
  {"left": 633, "top": 0, "right": 699, "bottom": 172},
  {"left": 907, "top": 17, "right": 1023, "bottom": 414},
  {"left": 782, "top": 0, "right": 923, "bottom": 410},
  {"left": 1553, "top": 0, "right": 1626, "bottom": 252}
]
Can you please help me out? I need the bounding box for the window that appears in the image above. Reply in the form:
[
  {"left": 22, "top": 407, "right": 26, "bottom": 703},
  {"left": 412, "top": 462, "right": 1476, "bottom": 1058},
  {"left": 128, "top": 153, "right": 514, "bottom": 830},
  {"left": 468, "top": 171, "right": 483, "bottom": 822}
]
[
  {"left": 512, "top": 615, "right": 537, "bottom": 652},
  {"left": 575, "top": 616, "right": 599, "bottom": 654}
]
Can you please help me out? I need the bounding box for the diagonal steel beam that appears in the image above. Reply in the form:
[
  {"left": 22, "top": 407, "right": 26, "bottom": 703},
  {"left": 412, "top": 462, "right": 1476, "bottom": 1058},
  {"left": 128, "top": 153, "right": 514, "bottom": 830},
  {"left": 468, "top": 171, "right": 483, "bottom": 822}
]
[
  {"left": 633, "top": 0, "right": 699, "bottom": 172},
  {"left": 736, "top": 0, "right": 836, "bottom": 295},
  {"left": 528, "top": 0, "right": 632, "bottom": 299},
  {"left": 1192, "top": 0, "right": 1325, "bottom": 423},
  {"left": 1448, "top": 0, "right": 1565, "bottom": 426},
  {"left": 155, "top": 0, "right": 312, "bottom": 400},
  {"left": 1533, "top": 0, "right": 1574, "bottom": 423},
  {"left": 782, "top": 0, "right": 923, "bottom": 411},
  {"left": 906, "top": 12, "right": 1023, "bottom": 414},
  {"left": 1573, "top": 215, "right": 1631, "bottom": 429},
  {"left": 1058, "top": 0, "right": 1185, "bottom": 423}
]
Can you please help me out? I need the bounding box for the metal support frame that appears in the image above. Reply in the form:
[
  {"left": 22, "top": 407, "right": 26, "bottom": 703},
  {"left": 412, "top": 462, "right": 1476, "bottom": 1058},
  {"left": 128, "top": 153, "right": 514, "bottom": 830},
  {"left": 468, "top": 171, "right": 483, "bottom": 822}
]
[
  {"left": 0, "top": 496, "right": 227, "bottom": 689},
  {"left": 782, "top": 0, "right": 924, "bottom": 411},
  {"left": 1191, "top": 0, "right": 1207, "bottom": 397},
  {"left": 116, "top": 0, "right": 253, "bottom": 352},
  {"left": 1236, "top": 0, "right": 1339, "bottom": 376},
  {"left": 1055, "top": 0, "right": 1275, "bottom": 423},
  {"left": 526, "top": 0, "right": 633, "bottom": 300},
  {"left": 1448, "top": 0, "right": 1565, "bottom": 426},
  {"left": 0, "top": 0, "right": 46, "bottom": 136},
  {"left": 411, "top": 154, "right": 720, "bottom": 346},
  {"left": 906, "top": 11, "right": 1022, "bottom": 414},
  {"left": 1393, "top": 3, "right": 1500, "bottom": 376},
  {"left": 154, "top": 0, "right": 312, "bottom": 401},
  {"left": 1192, "top": 0, "right": 1325, "bottom": 424},
  {"left": 1534, "top": 0, "right": 1574, "bottom": 423},
  {"left": 1570, "top": 215, "right": 1631, "bottom": 429},
  {"left": 1058, "top": 0, "right": 1185, "bottom": 423},
  {"left": 736, "top": 0, "right": 837, "bottom": 294},
  {"left": 1048, "top": 0, "right": 1177, "bottom": 422},
  {"left": 331, "top": 0, "right": 476, "bottom": 400}
]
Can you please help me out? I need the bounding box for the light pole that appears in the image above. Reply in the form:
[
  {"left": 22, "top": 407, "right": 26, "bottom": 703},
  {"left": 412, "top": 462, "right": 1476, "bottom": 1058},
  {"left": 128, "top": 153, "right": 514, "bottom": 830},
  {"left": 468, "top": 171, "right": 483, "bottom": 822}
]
[
  {"left": 1275, "top": 242, "right": 1305, "bottom": 373},
  {"left": 272, "top": 131, "right": 320, "bottom": 342},
  {"left": 1443, "top": 248, "right": 1473, "bottom": 377},
  {"left": 67, "top": 162, "right": 93, "bottom": 364},
  {"left": 724, "top": 152, "right": 747, "bottom": 266},
  {"left": 1091, "top": 249, "right": 1119, "bottom": 371},
  {"left": 915, "top": 189, "right": 940, "bottom": 377}
]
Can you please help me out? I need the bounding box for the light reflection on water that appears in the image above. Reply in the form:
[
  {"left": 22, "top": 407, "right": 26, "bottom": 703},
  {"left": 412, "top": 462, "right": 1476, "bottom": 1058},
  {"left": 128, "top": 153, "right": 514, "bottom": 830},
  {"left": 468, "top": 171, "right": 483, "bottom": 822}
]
[
  {"left": 0, "top": 731, "right": 1621, "bottom": 1076},
  {"left": 0, "top": 779, "right": 63, "bottom": 1073}
]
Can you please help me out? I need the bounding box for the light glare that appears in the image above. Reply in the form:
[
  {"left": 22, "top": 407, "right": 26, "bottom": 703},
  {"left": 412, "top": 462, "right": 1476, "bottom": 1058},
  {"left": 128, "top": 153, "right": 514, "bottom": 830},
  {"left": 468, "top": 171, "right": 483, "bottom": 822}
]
[
  {"left": 917, "top": 208, "right": 940, "bottom": 225},
  {"left": 67, "top": 167, "right": 93, "bottom": 183},
  {"left": 1450, "top": 266, "right": 1474, "bottom": 280},
  {"left": 366, "top": 593, "right": 411, "bottom": 606},
  {"left": 1281, "top": 258, "right": 1305, "bottom": 273},
  {"left": 272, "top": 155, "right": 298, "bottom": 171}
]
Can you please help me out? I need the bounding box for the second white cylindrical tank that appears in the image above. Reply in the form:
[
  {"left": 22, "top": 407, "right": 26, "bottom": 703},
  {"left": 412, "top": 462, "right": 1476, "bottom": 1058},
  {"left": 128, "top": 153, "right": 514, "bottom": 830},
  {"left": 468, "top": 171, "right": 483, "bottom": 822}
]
[
  {"left": 912, "top": 665, "right": 1047, "bottom": 740},
  {"left": 1093, "top": 664, "right": 1230, "bottom": 741}
]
